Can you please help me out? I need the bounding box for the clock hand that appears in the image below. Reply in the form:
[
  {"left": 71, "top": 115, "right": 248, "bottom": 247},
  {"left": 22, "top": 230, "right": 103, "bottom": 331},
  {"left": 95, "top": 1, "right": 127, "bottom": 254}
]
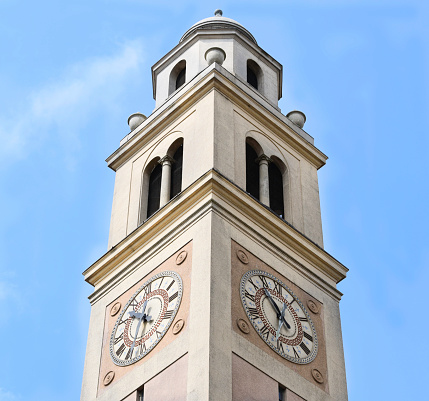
[
  {"left": 276, "top": 303, "right": 288, "bottom": 340},
  {"left": 264, "top": 289, "right": 282, "bottom": 316},
  {"left": 129, "top": 300, "right": 148, "bottom": 357},
  {"left": 142, "top": 306, "right": 153, "bottom": 323},
  {"left": 280, "top": 302, "right": 291, "bottom": 330},
  {"left": 128, "top": 311, "right": 144, "bottom": 319},
  {"left": 264, "top": 289, "right": 291, "bottom": 330}
]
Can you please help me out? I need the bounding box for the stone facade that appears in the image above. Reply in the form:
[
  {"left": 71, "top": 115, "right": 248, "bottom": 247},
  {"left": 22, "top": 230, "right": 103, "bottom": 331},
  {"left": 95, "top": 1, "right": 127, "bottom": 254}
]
[{"left": 81, "top": 12, "right": 348, "bottom": 401}]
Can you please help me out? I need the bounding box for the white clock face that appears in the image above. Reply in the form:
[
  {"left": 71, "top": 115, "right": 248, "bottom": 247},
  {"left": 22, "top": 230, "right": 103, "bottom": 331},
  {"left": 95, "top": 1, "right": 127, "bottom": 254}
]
[
  {"left": 109, "top": 271, "right": 182, "bottom": 366},
  {"left": 240, "top": 270, "right": 318, "bottom": 364}
]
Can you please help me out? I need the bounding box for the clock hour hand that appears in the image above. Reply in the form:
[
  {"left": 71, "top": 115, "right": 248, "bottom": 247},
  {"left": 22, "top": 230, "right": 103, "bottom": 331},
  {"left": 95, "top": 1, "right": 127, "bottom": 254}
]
[
  {"left": 143, "top": 307, "right": 153, "bottom": 322},
  {"left": 264, "top": 289, "right": 291, "bottom": 330},
  {"left": 264, "top": 289, "right": 282, "bottom": 316},
  {"left": 276, "top": 303, "right": 288, "bottom": 340},
  {"left": 279, "top": 302, "right": 291, "bottom": 330},
  {"left": 129, "top": 300, "right": 148, "bottom": 357},
  {"left": 129, "top": 311, "right": 144, "bottom": 319}
]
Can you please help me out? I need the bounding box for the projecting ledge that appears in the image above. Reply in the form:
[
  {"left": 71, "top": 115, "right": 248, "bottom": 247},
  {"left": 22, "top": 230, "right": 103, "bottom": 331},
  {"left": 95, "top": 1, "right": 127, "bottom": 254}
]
[{"left": 83, "top": 169, "right": 346, "bottom": 304}]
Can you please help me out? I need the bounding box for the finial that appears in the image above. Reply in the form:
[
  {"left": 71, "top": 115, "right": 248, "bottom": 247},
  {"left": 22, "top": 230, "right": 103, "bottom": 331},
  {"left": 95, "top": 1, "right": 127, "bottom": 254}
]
[{"left": 214, "top": 9, "right": 223, "bottom": 17}]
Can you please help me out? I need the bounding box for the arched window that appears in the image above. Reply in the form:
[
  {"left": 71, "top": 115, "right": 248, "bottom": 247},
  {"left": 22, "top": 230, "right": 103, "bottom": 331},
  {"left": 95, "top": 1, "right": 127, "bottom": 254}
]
[
  {"left": 169, "top": 60, "right": 186, "bottom": 95},
  {"left": 269, "top": 161, "right": 284, "bottom": 218},
  {"left": 244, "top": 137, "right": 290, "bottom": 221},
  {"left": 140, "top": 139, "right": 185, "bottom": 224},
  {"left": 247, "top": 59, "right": 263, "bottom": 91},
  {"left": 176, "top": 68, "right": 186, "bottom": 90},
  {"left": 170, "top": 143, "right": 183, "bottom": 199},
  {"left": 246, "top": 142, "right": 260, "bottom": 200},
  {"left": 147, "top": 163, "right": 162, "bottom": 219}
]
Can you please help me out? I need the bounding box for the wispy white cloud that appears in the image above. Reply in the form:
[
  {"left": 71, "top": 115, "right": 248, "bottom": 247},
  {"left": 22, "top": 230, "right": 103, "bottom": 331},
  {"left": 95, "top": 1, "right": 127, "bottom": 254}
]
[
  {"left": 0, "top": 280, "right": 17, "bottom": 301},
  {"left": 0, "top": 387, "right": 19, "bottom": 400},
  {"left": 0, "top": 40, "right": 145, "bottom": 168}
]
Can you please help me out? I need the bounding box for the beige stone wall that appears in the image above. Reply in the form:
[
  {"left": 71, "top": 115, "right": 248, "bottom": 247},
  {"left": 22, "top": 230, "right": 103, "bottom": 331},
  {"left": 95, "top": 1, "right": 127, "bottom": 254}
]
[
  {"left": 152, "top": 33, "right": 281, "bottom": 108},
  {"left": 107, "top": 69, "right": 325, "bottom": 249},
  {"left": 82, "top": 171, "right": 347, "bottom": 400}
]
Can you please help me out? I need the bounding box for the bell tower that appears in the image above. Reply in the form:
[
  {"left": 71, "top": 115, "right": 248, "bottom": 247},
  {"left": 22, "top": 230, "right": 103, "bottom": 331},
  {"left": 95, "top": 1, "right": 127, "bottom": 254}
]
[{"left": 81, "top": 10, "right": 348, "bottom": 401}]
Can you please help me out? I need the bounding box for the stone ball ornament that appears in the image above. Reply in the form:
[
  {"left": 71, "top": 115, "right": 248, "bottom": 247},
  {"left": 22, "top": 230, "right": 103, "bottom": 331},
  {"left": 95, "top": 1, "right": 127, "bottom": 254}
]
[
  {"left": 128, "top": 112, "right": 147, "bottom": 131},
  {"left": 205, "top": 47, "right": 226, "bottom": 66},
  {"left": 286, "top": 110, "right": 306, "bottom": 129}
]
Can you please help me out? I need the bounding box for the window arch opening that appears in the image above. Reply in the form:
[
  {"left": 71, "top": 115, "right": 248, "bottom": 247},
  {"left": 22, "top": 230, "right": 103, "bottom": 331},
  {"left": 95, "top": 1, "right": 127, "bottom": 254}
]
[
  {"left": 247, "top": 59, "right": 262, "bottom": 91},
  {"left": 170, "top": 143, "right": 183, "bottom": 199},
  {"left": 176, "top": 68, "right": 186, "bottom": 90},
  {"left": 269, "top": 161, "right": 284, "bottom": 218},
  {"left": 169, "top": 60, "right": 186, "bottom": 95},
  {"left": 246, "top": 142, "right": 260, "bottom": 200},
  {"left": 146, "top": 162, "right": 162, "bottom": 219}
]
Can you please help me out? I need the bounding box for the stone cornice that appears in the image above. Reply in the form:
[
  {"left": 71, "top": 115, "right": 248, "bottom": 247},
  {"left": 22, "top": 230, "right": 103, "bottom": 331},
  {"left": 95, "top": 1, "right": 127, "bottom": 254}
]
[
  {"left": 83, "top": 169, "right": 347, "bottom": 304},
  {"left": 107, "top": 64, "right": 326, "bottom": 172}
]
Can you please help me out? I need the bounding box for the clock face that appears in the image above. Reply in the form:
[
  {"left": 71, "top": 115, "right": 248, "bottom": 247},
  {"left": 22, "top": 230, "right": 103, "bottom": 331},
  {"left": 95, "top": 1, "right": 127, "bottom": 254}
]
[
  {"left": 240, "top": 270, "right": 318, "bottom": 364},
  {"left": 109, "top": 271, "right": 183, "bottom": 366}
]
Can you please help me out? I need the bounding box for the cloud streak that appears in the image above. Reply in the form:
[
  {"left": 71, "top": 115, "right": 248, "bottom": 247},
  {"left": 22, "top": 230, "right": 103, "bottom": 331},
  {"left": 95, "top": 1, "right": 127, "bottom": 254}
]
[{"left": 0, "top": 40, "right": 145, "bottom": 167}]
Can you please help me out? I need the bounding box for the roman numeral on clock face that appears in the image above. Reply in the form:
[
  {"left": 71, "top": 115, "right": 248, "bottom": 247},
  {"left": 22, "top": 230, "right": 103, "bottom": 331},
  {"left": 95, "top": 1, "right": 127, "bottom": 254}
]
[
  {"left": 169, "top": 291, "right": 178, "bottom": 303},
  {"left": 116, "top": 343, "right": 126, "bottom": 358},
  {"left": 163, "top": 310, "right": 174, "bottom": 320},
  {"left": 166, "top": 280, "right": 174, "bottom": 291},
  {"left": 144, "top": 282, "right": 152, "bottom": 295},
  {"left": 300, "top": 342, "right": 311, "bottom": 355},
  {"left": 244, "top": 289, "right": 255, "bottom": 303},
  {"left": 139, "top": 341, "right": 146, "bottom": 355},
  {"left": 248, "top": 277, "right": 259, "bottom": 289},
  {"left": 260, "top": 324, "right": 270, "bottom": 341},
  {"left": 273, "top": 281, "right": 283, "bottom": 296},
  {"left": 114, "top": 332, "right": 123, "bottom": 345},
  {"left": 299, "top": 317, "right": 308, "bottom": 322},
  {"left": 248, "top": 307, "right": 259, "bottom": 320},
  {"left": 125, "top": 347, "right": 133, "bottom": 360},
  {"left": 258, "top": 275, "right": 269, "bottom": 288},
  {"left": 293, "top": 347, "right": 300, "bottom": 359},
  {"left": 303, "top": 332, "right": 313, "bottom": 342},
  {"left": 277, "top": 339, "right": 285, "bottom": 353}
]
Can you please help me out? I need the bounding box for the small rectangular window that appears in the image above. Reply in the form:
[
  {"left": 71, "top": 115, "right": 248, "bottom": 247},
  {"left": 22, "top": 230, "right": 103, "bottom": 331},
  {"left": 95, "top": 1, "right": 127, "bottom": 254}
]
[
  {"left": 137, "top": 387, "right": 144, "bottom": 401},
  {"left": 279, "top": 384, "right": 286, "bottom": 401}
]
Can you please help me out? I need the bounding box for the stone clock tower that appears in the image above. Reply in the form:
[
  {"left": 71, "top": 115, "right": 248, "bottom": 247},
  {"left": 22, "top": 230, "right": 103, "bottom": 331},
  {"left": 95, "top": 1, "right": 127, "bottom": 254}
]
[{"left": 81, "top": 10, "right": 348, "bottom": 401}]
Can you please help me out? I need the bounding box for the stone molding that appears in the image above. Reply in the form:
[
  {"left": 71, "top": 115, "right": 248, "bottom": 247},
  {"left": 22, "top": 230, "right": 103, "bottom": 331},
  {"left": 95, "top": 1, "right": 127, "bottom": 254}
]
[
  {"left": 107, "top": 64, "right": 323, "bottom": 172},
  {"left": 84, "top": 169, "right": 347, "bottom": 304}
]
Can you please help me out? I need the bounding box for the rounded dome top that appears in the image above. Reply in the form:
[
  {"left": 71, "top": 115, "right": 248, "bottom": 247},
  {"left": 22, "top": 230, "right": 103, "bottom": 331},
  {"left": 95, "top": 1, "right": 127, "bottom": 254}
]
[{"left": 180, "top": 10, "right": 257, "bottom": 44}]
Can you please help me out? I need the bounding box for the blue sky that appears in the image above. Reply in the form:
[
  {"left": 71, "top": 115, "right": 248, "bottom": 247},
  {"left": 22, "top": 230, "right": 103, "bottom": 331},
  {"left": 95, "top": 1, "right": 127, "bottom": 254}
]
[{"left": 0, "top": 1, "right": 428, "bottom": 400}]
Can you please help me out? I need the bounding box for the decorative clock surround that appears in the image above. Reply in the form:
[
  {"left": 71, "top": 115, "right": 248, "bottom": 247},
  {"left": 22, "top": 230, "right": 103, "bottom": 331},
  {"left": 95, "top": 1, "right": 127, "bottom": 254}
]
[
  {"left": 97, "top": 243, "right": 192, "bottom": 394},
  {"left": 240, "top": 269, "right": 318, "bottom": 365},
  {"left": 231, "top": 240, "right": 329, "bottom": 392},
  {"left": 109, "top": 270, "right": 183, "bottom": 366}
]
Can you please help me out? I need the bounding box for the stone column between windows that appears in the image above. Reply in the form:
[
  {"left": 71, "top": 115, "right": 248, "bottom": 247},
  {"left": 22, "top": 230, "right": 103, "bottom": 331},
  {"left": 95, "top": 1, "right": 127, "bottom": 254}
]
[
  {"left": 257, "top": 154, "right": 271, "bottom": 206},
  {"left": 159, "top": 155, "right": 174, "bottom": 207}
]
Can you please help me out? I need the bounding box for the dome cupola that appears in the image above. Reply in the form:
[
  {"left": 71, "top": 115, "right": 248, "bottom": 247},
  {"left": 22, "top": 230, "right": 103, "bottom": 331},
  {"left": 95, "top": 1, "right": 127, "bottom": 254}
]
[{"left": 151, "top": 10, "right": 283, "bottom": 109}]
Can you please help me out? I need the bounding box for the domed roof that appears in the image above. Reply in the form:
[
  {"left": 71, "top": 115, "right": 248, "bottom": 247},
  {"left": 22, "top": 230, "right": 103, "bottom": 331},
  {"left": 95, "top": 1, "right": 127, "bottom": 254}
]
[{"left": 180, "top": 10, "right": 257, "bottom": 44}]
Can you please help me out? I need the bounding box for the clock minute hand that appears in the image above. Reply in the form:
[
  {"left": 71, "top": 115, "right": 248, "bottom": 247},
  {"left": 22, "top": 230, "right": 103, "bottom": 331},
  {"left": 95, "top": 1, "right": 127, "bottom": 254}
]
[
  {"left": 264, "top": 289, "right": 282, "bottom": 316},
  {"left": 276, "top": 303, "right": 288, "bottom": 340},
  {"left": 280, "top": 302, "right": 291, "bottom": 330},
  {"left": 129, "top": 300, "right": 148, "bottom": 357},
  {"left": 264, "top": 289, "right": 291, "bottom": 331}
]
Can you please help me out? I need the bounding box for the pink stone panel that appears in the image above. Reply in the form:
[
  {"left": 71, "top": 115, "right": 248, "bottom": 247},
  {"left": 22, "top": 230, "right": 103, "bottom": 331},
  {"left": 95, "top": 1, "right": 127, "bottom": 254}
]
[
  {"left": 286, "top": 389, "right": 306, "bottom": 401},
  {"left": 144, "top": 354, "right": 188, "bottom": 401},
  {"left": 232, "top": 353, "right": 278, "bottom": 401}
]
